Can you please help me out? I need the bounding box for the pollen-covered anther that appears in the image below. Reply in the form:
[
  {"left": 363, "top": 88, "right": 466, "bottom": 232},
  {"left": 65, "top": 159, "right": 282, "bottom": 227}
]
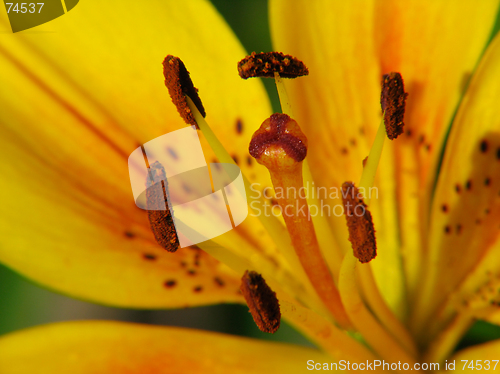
[
  {"left": 146, "top": 161, "right": 179, "bottom": 252},
  {"left": 240, "top": 270, "right": 281, "bottom": 333},
  {"left": 341, "top": 182, "right": 377, "bottom": 263},
  {"left": 380, "top": 72, "right": 408, "bottom": 140},
  {"left": 249, "top": 113, "right": 307, "bottom": 170},
  {"left": 162, "top": 55, "right": 206, "bottom": 129},
  {"left": 238, "top": 52, "right": 309, "bottom": 79}
]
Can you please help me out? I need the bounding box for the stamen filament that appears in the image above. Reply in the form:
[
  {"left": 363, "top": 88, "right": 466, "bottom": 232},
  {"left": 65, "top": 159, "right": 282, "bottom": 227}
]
[
  {"left": 357, "top": 264, "right": 417, "bottom": 356},
  {"left": 358, "top": 115, "right": 386, "bottom": 204},
  {"left": 274, "top": 72, "right": 293, "bottom": 117},
  {"left": 339, "top": 252, "right": 416, "bottom": 363},
  {"left": 280, "top": 298, "right": 378, "bottom": 362},
  {"left": 303, "top": 161, "right": 343, "bottom": 279}
]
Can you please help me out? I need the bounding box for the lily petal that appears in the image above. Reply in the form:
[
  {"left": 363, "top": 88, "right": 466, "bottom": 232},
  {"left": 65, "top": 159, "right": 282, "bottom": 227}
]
[
  {"left": 418, "top": 32, "right": 500, "bottom": 333},
  {"left": 0, "top": 0, "right": 273, "bottom": 307},
  {"left": 447, "top": 340, "right": 500, "bottom": 372},
  {"left": 0, "top": 321, "right": 329, "bottom": 373},
  {"left": 270, "top": 0, "right": 499, "bottom": 316}
]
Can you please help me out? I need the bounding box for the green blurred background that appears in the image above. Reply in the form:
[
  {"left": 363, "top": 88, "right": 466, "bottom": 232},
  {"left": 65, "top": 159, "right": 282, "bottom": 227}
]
[{"left": 2, "top": 0, "right": 500, "bottom": 352}]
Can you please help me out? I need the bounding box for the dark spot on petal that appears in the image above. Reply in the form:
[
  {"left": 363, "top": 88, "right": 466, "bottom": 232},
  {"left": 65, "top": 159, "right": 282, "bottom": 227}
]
[
  {"left": 406, "top": 129, "right": 413, "bottom": 137},
  {"left": 485, "top": 209, "right": 491, "bottom": 215},
  {"left": 350, "top": 138, "right": 357, "bottom": 147},
  {"left": 236, "top": 119, "right": 243, "bottom": 134},
  {"left": 187, "top": 269, "right": 197, "bottom": 276},
  {"left": 341, "top": 147, "right": 349, "bottom": 155},
  {"left": 193, "top": 286, "right": 203, "bottom": 293},
  {"left": 442, "top": 204, "right": 449, "bottom": 213},
  {"left": 466, "top": 180, "right": 472, "bottom": 191},
  {"left": 444, "top": 225, "right": 451, "bottom": 234},
  {"left": 496, "top": 148, "right": 500, "bottom": 160},
  {"left": 247, "top": 156, "right": 253, "bottom": 166},
  {"left": 214, "top": 277, "right": 225, "bottom": 287},
  {"left": 124, "top": 231, "right": 135, "bottom": 239},
  {"left": 164, "top": 280, "right": 177, "bottom": 288},
  {"left": 142, "top": 253, "right": 157, "bottom": 261},
  {"left": 418, "top": 134, "right": 425, "bottom": 144},
  {"left": 480, "top": 140, "right": 488, "bottom": 153},
  {"left": 475, "top": 219, "right": 482, "bottom": 225},
  {"left": 456, "top": 224, "right": 463, "bottom": 235},
  {"left": 167, "top": 147, "right": 179, "bottom": 160},
  {"left": 232, "top": 154, "right": 239, "bottom": 165},
  {"left": 425, "top": 144, "right": 431, "bottom": 152},
  {"left": 359, "top": 127, "right": 365, "bottom": 135},
  {"left": 455, "top": 184, "right": 462, "bottom": 194},
  {"left": 485, "top": 177, "right": 491, "bottom": 186},
  {"left": 182, "top": 183, "right": 192, "bottom": 194},
  {"left": 180, "top": 261, "right": 188, "bottom": 268}
]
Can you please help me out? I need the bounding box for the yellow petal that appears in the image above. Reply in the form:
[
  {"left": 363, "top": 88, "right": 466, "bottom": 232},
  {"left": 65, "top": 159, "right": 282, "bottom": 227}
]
[
  {"left": 447, "top": 340, "right": 500, "bottom": 372},
  {"left": 0, "top": 321, "right": 329, "bottom": 374},
  {"left": 270, "top": 0, "right": 499, "bottom": 316},
  {"left": 0, "top": 0, "right": 273, "bottom": 307},
  {"left": 416, "top": 32, "right": 500, "bottom": 332},
  {"left": 375, "top": 0, "right": 499, "bottom": 307}
]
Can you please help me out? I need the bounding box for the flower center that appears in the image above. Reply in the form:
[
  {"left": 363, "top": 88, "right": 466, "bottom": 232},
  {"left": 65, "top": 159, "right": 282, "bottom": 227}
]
[{"left": 156, "top": 52, "right": 418, "bottom": 361}]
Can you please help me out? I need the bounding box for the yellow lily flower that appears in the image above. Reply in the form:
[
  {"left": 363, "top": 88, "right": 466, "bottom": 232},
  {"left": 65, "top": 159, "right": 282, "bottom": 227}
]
[{"left": 1, "top": 0, "right": 500, "bottom": 372}]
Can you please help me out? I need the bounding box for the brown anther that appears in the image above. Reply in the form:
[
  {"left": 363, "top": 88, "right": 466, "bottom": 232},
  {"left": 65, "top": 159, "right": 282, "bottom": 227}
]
[
  {"left": 249, "top": 113, "right": 307, "bottom": 169},
  {"left": 240, "top": 270, "right": 281, "bottom": 333},
  {"left": 146, "top": 161, "right": 179, "bottom": 252},
  {"left": 238, "top": 52, "right": 309, "bottom": 79},
  {"left": 380, "top": 72, "right": 408, "bottom": 140},
  {"left": 162, "top": 55, "right": 206, "bottom": 129},
  {"left": 341, "top": 182, "right": 377, "bottom": 263}
]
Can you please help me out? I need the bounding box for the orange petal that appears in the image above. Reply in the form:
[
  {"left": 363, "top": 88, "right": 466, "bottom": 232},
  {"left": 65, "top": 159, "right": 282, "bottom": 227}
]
[
  {"left": 0, "top": 321, "right": 330, "bottom": 373},
  {"left": 270, "top": 0, "right": 499, "bottom": 315}
]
